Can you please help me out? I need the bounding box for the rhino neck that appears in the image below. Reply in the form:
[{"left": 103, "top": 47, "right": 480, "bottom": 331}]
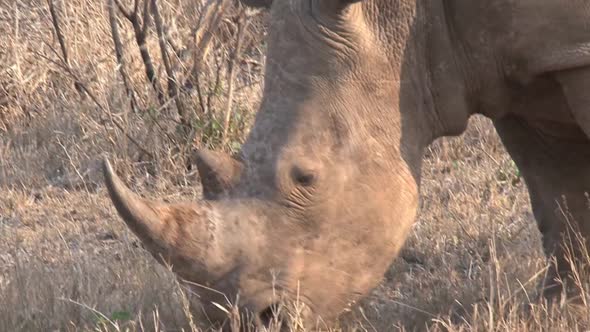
[
  {"left": 352, "top": 0, "right": 470, "bottom": 183},
  {"left": 370, "top": 0, "right": 473, "bottom": 141},
  {"left": 426, "top": 0, "right": 473, "bottom": 138}
]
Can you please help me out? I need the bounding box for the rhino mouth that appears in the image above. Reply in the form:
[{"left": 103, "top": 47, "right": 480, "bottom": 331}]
[
  {"left": 257, "top": 303, "right": 287, "bottom": 330},
  {"left": 244, "top": 288, "right": 314, "bottom": 331}
]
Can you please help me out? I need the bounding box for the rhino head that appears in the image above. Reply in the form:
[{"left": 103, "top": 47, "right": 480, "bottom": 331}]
[{"left": 104, "top": 0, "right": 465, "bottom": 328}]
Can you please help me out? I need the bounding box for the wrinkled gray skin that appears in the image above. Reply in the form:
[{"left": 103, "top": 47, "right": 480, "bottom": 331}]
[{"left": 103, "top": 0, "right": 590, "bottom": 329}]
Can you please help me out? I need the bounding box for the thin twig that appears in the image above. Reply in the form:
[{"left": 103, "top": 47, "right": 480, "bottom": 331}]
[
  {"left": 47, "top": 0, "right": 84, "bottom": 96},
  {"left": 222, "top": 10, "right": 248, "bottom": 146},
  {"left": 59, "top": 298, "right": 121, "bottom": 331},
  {"left": 35, "top": 50, "right": 154, "bottom": 159},
  {"left": 56, "top": 137, "right": 89, "bottom": 192},
  {"left": 367, "top": 295, "right": 438, "bottom": 318},
  {"left": 206, "top": 52, "right": 224, "bottom": 117}
]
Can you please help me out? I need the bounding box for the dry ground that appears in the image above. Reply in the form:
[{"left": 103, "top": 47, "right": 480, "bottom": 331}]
[{"left": 1, "top": 0, "right": 589, "bottom": 331}]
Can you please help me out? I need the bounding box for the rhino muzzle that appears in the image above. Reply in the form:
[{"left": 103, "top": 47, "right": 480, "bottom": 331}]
[{"left": 102, "top": 157, "right": 294, "bottom": 328}]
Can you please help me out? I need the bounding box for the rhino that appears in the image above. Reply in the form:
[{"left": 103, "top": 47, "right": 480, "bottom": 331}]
[{"left": 103, "top": 0, "right": 590, "bottom": 329}]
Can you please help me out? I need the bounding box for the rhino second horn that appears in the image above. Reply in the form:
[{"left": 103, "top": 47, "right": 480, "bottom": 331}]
[{"left": 194, "top": 149, "right": 243, "bottom": 199}]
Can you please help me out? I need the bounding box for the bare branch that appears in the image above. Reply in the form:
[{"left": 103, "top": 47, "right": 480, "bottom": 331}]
[
  {"left": 134, "top": 0, "right": 165, "bottom": 104},
  {"left": 162, "top": 24, "right": 183, "bottom": 58},
  {"left": 140, "top": 0, "right": 151, "bottom": 36},
  {"left": 116, "top": 0, "right": 165, "bottom": 105},
  {"left": 47, "top": 0, "right": 68, "bottom": 64},
  {"left": 108, "top": 0, "right": 139, "bottom": 113},
  {"left": 113, "top": 0, "right": 133, "bottom": 20},
  {"left": 109, "top": 0, "right": 177, "bottom": 145},
  {"left": 133, "top": 0, "right": 139, "bottom": 16},
  {"left": 151, "top": 0, "right": 189, "bottom": 130},
  {"left": 187, "top": 0, "right": 231, "bottom": 86}
]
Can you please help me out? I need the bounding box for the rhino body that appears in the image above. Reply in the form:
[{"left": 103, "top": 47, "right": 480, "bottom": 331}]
[{"left": 104, "top": 0, "right": 590, "bottom": 328}]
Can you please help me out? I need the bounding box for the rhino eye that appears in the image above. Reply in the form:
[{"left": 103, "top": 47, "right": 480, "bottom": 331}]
[{"left": 291, "top": 165, "right": 317, "bottom": 187}]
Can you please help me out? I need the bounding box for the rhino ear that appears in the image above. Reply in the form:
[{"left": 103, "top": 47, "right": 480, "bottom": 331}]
[
  {"left": 193, "top": 149, "right": 243, "bottom": 199},
  {"left": 239, "top": 0, "right": 272, "bottom": 9}
]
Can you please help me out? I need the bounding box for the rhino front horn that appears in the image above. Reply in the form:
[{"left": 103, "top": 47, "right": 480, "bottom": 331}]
[
  {"left": 102, "top": 157, "right": 220, "bottom": 277},
  {"left": 103, "top": 158, "right": 172, "bottom": 252}
]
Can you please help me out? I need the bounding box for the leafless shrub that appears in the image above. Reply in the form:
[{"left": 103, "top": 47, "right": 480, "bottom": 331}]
[{"left": 103, "top": 0, "right": 265, "bottom": 155}]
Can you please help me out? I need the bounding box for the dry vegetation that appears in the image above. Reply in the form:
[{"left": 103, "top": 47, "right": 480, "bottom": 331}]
[{"left": 0, "top": 0, "right": 589, "bottom": 331}]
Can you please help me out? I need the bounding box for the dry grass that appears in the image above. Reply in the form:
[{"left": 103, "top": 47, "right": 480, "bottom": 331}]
[{"left": 1, "top": 0, "right": 589, "bottom": 331}]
